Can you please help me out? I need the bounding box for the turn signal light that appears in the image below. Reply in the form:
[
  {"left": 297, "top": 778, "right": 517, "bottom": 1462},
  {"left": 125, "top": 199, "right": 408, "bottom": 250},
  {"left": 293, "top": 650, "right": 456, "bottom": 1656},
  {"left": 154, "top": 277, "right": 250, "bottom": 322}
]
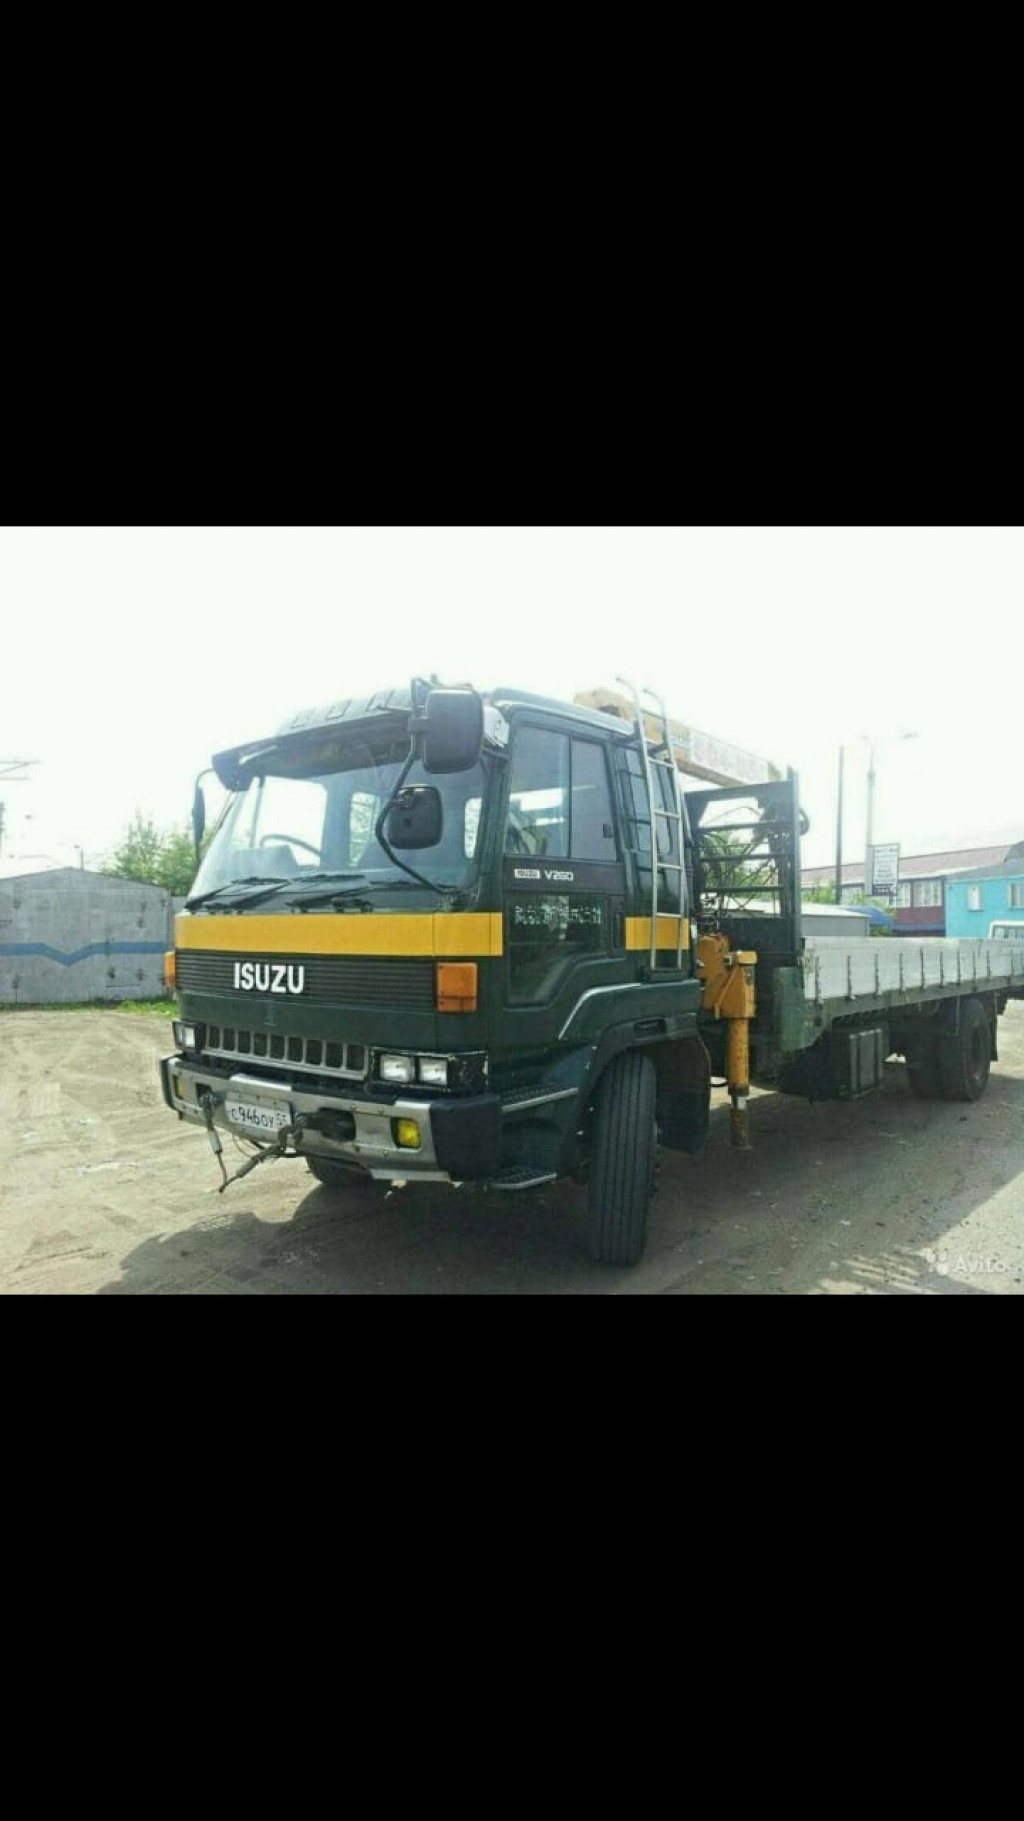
[
  {"left": 437, "top": 961, "right": 477, "bottom": 1013},
  {"left": 164, "top": 949, "right": 177, "bottom": 990},
  {"left": 392, "top": 1118, "right": 422, "bottom": 1151}
]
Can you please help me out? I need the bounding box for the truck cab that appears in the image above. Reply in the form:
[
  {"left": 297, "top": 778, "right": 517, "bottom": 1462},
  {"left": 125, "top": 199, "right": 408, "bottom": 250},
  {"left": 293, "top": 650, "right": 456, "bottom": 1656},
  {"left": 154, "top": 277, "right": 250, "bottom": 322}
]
[{"left": 163, "top": 678, "right": 734, "bottom": 1261}]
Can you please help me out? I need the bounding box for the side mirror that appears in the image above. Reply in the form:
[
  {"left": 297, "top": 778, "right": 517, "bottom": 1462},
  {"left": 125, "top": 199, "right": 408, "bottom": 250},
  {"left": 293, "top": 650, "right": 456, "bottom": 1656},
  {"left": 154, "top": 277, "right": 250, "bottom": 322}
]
[
  {"left": 384, "top": 786, "right": 443, "bottom": 849},
  {"left": 192, "top": 780, "right": 206, "bottom": 859},
  {"left": 421, "top": 688, "right": 483, "bottom": 774}
]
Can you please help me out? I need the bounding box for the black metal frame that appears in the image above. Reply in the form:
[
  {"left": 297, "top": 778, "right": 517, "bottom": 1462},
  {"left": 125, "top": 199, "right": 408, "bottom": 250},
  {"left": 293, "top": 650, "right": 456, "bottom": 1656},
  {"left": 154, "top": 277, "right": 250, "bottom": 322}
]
[{"left": 684, "top": 772, "right": 805, "bottom": 1016}]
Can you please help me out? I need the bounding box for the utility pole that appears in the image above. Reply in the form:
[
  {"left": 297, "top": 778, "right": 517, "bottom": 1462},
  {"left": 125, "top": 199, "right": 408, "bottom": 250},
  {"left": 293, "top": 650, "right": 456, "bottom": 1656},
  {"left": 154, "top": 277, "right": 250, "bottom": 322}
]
[
  {"left": 834, "top": 746, "right": 844, "bottom": 904},
  {"left": 863, "top": 739, "right": 876, "bottom": 900}
]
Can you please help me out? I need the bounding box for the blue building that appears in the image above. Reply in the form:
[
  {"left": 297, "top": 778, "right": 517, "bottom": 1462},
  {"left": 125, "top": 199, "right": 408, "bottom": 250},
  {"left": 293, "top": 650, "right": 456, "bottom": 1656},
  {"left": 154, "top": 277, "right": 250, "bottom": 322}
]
[{"left": 944, "top": 846, "right": 1024, "bottom": 940}]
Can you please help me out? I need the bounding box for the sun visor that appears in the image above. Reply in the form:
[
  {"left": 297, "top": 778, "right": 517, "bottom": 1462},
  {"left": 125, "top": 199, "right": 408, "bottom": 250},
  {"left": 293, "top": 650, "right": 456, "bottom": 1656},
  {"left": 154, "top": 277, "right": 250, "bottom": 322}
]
[
  {"left": 212, "top": 740, "right": 284, "bottom": 791},
  {"left": 211, "top": 702, "right": 415, "bottom": 790}
]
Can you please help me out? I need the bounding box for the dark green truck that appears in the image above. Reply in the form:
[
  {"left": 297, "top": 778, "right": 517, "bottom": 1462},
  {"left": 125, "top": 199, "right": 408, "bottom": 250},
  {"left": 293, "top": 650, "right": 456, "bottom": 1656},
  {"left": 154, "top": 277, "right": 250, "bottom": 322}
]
[{"left": 161, "top": 678, "right": 1024, "bottom": 1263}]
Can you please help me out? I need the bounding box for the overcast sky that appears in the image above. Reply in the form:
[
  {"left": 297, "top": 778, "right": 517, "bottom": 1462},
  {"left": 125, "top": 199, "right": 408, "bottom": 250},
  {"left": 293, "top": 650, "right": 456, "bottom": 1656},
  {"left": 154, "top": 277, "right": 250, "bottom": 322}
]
[{"left": 1, "top": 525, "right": 1021, "bottom": 879}]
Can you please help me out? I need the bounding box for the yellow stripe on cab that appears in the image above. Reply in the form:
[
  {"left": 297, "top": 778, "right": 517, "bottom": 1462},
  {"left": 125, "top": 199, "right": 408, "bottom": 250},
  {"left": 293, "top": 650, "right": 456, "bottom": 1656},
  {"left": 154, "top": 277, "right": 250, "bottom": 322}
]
[
  {"left": 176, "top": 911, "right": 504, "bottom": 958},
  {"left": 625, "top": 916, "right": 692, "bottom": 951}
]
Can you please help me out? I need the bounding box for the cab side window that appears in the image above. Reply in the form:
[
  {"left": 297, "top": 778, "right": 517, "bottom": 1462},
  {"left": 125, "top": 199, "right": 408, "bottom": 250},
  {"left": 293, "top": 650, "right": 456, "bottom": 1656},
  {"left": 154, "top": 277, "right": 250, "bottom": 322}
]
[
  {"left": 571, "top": 738, "right": 616, "bottom": 861},
  {"left": 505, "top": 728, "right": 617, "bottom": 861},
  {"left": 621, "top": 748, "right": 682, "bottom": 912},
  {"left": 506, "top": 728, "right": 570, "bottom": 857}
]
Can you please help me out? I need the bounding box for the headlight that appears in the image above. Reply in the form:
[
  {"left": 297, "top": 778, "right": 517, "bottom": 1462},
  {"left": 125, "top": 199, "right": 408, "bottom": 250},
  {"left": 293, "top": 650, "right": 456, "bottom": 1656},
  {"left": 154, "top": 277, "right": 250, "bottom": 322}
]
[
  {"left": 378, "top": 1053, "right": 415, "bottom": 1084},
  {"left": 417, "top": 1056, "right": 449, "bottom": 1087},
  {"left": 174, "top": 1021, "right": 201, "bottom": 1051}
]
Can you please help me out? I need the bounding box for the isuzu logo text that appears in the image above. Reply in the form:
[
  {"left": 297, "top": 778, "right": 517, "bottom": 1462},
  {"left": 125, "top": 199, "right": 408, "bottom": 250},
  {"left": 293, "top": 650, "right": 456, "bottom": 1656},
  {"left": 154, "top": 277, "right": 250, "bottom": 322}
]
[{"left": 233, "top": 961, "right": 306, "bottom": 995}]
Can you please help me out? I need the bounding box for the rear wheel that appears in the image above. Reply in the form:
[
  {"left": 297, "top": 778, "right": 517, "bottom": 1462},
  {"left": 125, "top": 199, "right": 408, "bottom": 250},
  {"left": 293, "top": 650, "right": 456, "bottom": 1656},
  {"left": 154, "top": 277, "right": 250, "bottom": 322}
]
[
  {"left": 586, "top": 1052, "right": 657, "bottom": 1266},
  {"left": 937, "top": 997, "right": 992, "bottom": 1102}
]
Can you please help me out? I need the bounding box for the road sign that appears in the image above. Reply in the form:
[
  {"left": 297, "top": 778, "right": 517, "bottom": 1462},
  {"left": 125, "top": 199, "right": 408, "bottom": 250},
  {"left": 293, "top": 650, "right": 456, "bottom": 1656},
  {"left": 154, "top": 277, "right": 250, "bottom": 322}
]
[{"left": 869, "top": 843, "right": 900, "bottom": 897}]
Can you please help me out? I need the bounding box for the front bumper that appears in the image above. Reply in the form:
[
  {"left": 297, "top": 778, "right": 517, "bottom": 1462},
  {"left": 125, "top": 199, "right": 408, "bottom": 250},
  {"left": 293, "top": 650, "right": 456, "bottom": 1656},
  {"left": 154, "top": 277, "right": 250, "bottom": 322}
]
[{"left": 160, "top": 1053, "right": 502, "bottom": 1183}]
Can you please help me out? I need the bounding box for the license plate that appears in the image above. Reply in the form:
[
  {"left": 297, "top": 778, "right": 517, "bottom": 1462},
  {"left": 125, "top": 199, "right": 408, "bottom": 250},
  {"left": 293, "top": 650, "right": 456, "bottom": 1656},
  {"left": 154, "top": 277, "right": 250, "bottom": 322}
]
[{"left": 225, "top": 1096, "right": 292, "bottom": 1135}]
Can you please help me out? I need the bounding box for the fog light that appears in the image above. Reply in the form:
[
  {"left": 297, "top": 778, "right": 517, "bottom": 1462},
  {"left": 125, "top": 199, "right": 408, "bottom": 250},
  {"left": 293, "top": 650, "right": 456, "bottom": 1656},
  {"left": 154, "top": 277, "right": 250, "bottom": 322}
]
[
  {"left": 417, "top": 1056, "right": 449, "bottom": 1086},
  {"left": 392, "top": 1118, "right": 421, "bottom": 1150},
  {"left": 171, "top": 1072, "right": 184, "bottom": 1100},
  {"left": 379, "top": 1053, "right": 415, "bottom": 1084}
]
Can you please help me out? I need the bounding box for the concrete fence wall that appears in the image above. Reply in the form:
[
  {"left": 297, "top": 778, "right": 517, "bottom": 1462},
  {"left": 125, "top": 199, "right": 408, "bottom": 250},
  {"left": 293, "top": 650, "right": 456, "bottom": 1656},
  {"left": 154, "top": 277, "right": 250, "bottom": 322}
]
[{"left": 0, "top": 869, "right": 183, "bottom": 1005}]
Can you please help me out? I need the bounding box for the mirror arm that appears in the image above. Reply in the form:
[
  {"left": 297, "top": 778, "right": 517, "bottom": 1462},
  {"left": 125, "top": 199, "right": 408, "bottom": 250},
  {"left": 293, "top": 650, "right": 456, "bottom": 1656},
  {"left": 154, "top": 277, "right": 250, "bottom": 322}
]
[
  {"left": 372, "top": 748, "right": 445, "bottom": 897},
  {"left": 192, "top": 766, "right": 216, "bottom": 861}
]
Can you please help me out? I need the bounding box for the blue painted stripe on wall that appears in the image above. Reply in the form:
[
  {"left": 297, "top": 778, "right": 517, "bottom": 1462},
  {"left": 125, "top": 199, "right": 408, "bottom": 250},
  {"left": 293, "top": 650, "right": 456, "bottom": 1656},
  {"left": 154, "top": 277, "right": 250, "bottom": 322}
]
[{"left": 0, "top": 941, "right": 167, "bottom": 966}]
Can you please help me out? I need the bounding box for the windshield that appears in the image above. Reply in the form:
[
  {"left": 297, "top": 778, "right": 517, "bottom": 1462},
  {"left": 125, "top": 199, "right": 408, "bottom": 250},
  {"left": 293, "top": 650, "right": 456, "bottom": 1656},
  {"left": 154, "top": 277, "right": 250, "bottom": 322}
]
[{"left": 189, "top": 729, "right": 487, "bottom": 904}]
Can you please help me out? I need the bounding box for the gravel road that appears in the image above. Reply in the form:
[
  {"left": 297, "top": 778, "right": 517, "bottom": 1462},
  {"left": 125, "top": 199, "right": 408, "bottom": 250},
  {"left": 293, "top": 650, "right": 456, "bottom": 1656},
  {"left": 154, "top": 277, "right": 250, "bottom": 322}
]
[{"left": 2, "top": 1006, "right": 1022, "bottom": 1294}]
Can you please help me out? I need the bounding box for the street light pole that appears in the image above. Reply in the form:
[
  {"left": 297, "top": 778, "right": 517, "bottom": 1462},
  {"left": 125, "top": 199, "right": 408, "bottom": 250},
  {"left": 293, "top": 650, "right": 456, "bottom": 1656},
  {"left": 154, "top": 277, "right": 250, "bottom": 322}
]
[{"left": 862, "top": 732, "right": 918, "bottom": 902}]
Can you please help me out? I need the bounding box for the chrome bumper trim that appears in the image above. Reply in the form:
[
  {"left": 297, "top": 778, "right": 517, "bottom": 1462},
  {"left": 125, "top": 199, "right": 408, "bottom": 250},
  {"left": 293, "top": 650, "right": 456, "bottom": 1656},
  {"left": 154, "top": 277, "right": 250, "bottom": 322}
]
[{"left": 164, "top": 1058, "right": 451, "bottom": 1182}]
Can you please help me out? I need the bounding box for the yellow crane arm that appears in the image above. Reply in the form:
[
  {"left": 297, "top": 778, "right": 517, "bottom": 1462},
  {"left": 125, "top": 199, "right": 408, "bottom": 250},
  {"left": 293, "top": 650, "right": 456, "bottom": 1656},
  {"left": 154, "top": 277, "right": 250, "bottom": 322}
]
[{"left": 574, "top": 688, "right": 781, "bottom": 788}]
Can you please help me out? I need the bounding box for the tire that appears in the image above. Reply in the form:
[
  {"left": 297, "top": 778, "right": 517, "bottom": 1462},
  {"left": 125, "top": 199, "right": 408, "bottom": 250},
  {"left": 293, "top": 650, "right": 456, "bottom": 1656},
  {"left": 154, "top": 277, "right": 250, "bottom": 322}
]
[
  {"left": 306, "top": 1156, "right": 377, "bottom": 1191},
  {"left": 937, "top": 997, "right": 992, "bottom": 1103},
  {"left": 586, "top": 1052, "right": 657, "bottom": 1266},
  {"left": 906, "top": 1047, "right": 943, "bottom": 1098}
]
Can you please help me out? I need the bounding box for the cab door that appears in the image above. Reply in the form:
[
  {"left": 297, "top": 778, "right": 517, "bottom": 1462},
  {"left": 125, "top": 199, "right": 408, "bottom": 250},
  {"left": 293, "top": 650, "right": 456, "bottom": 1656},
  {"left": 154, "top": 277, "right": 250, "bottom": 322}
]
[{"left": 499, "top": 722, "right": 633, "bottom": 1061}]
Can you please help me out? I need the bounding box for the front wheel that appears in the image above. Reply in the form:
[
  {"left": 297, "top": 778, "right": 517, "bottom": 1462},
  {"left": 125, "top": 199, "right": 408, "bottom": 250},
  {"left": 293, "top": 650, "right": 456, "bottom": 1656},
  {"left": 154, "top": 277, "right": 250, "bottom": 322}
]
[
  {"left": 586, "top": 1052, "right": 657, "bottom": 1266},
  {"left": 306, "top": 1156, "right": 378, "bottom": 1192}
]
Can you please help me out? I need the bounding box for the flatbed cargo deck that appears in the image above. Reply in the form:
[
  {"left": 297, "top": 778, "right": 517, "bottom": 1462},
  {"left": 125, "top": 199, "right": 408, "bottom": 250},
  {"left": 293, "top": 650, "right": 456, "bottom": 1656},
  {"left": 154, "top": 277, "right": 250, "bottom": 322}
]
[{"left": 801, "top": 935, "right": 1024, "bottom": 1007}]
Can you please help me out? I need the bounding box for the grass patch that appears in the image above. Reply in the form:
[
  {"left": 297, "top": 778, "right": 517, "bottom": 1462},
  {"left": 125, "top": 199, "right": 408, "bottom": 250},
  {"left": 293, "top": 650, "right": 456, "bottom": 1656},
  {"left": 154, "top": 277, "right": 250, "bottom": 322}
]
[{"left": 0, "top": 998, "right": 176, "bottom": 1016}]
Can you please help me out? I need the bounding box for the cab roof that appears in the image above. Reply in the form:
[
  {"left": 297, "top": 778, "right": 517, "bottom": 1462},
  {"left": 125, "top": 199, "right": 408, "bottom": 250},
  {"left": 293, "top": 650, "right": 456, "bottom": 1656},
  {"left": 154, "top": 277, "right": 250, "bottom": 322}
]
[
  {"left": 270, "top": 684, "right": 627, "bottom": 741},
  {"left": 216, "top": 683, "right": 775, "bottom": 792}
]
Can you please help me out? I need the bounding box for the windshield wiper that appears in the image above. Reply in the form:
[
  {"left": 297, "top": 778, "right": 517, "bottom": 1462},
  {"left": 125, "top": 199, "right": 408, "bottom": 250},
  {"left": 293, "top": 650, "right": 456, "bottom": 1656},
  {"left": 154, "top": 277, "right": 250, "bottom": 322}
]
[
  {"left": 184, "top": 876, "right": 292, "bottom": 912},
  {"left": 281, "top": 872, "right": 367, "bottom": 890},
  {"left": 288, "top": 878, "right": 434, "bottom": 911}
]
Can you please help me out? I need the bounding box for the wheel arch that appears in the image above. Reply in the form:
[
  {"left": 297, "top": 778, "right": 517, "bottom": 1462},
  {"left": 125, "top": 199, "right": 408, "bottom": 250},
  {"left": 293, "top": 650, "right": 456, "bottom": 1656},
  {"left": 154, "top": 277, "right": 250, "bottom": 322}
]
[{"left": 583, "top": 1028, "right": 711, "bottom": 1156}]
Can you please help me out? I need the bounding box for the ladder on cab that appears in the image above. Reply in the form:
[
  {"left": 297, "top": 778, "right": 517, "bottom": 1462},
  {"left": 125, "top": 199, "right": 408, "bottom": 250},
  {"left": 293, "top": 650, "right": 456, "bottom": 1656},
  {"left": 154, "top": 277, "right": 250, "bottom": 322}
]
[{"left": 616, "top": 676, "right": 688, "bottom": 970}]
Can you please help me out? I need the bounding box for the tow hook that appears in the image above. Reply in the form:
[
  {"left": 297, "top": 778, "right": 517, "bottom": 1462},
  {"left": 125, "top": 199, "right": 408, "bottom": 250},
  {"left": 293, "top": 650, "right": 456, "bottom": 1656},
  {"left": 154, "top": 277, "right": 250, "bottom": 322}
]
[
  {"left": 198, "top": 1090, "right": 229, "bottom": 1189},
  {"left": 198, "top": 1090, "right": 307, "bottom": 1194}
]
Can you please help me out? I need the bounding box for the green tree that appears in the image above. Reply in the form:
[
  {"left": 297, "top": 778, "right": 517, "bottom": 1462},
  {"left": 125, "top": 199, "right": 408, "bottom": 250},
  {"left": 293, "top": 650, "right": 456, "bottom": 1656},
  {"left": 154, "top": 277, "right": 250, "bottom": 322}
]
[
  {"left": 155, "top": 826, "right": 207, "bottom": 895},
  {"left": 699, "top": 828, "right": 776, "bottom": 900},
  {"left": 103, "top": 813, "right": 208, "bottom": 895},
  {"left": 104, "top": 813, "right": 164, "bottom": 885}
]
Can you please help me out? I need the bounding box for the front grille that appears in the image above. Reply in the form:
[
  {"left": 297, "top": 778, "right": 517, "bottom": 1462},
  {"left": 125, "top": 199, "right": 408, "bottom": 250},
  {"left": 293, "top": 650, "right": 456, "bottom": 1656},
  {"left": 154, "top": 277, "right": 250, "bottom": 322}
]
[
  {"left": 178, "top": 950, "right": 435, "bottom": 1007},
  {"left": 203, "top": 1024, "right": 368, "bottom": 1080}
]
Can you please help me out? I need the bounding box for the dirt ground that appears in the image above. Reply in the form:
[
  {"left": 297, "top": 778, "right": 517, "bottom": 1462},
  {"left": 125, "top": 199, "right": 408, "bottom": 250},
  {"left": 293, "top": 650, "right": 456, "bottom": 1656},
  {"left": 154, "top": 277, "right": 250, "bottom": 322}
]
[{"left": 2, "top": 1005, "right": 1023, "bottom": 1294}]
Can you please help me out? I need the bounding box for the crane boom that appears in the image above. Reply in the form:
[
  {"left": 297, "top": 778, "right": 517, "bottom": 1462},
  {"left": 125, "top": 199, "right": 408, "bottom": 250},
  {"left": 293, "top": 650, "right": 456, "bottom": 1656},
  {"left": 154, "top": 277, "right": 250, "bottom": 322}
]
[{"left": 573, "top": 689, "right": 781, "bottom": 788}]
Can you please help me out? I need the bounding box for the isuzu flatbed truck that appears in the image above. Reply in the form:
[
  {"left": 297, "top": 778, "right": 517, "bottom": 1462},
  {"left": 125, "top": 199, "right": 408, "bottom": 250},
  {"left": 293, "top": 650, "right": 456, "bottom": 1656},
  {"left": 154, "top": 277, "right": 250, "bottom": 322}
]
[{"left": 161, "top": 678, "right": 1024, "bottom": 1264}]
